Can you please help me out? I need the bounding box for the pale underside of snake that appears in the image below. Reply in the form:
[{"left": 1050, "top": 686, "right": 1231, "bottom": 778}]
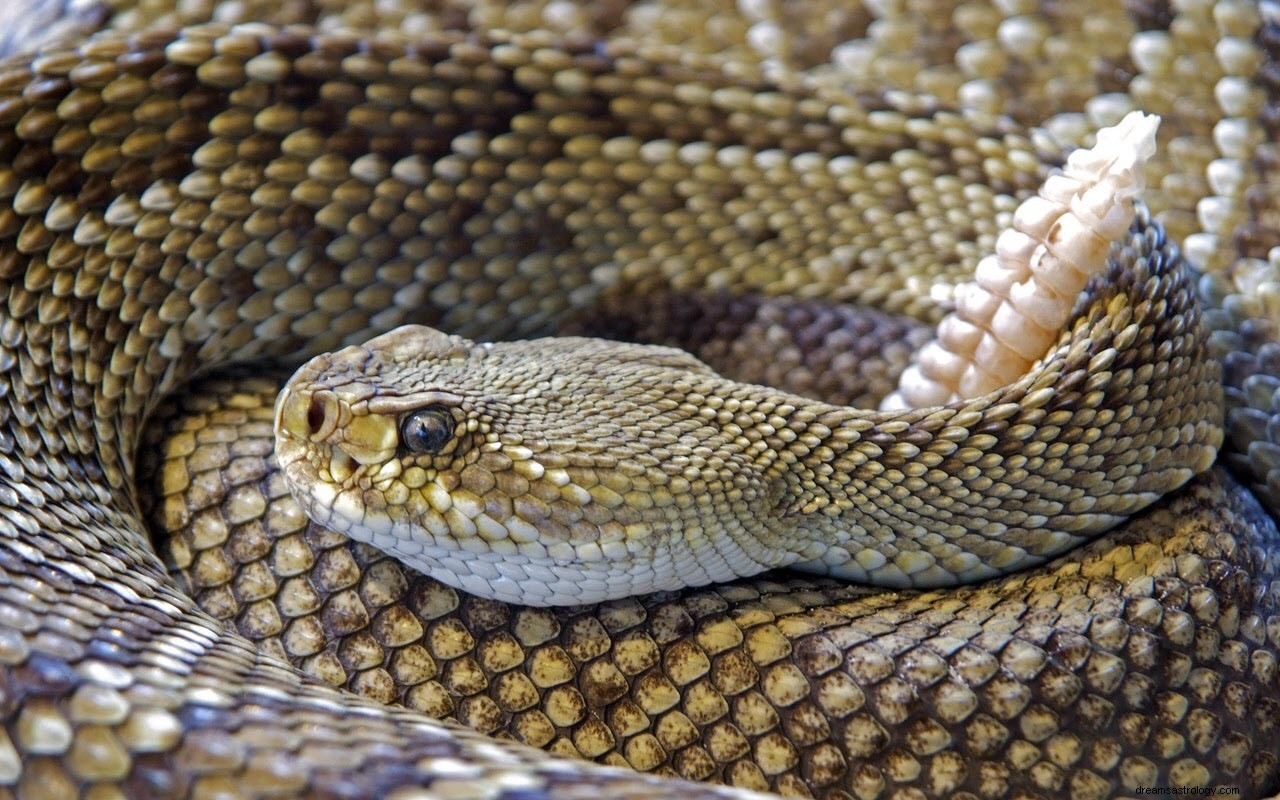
[{"left": 2, "top": 2, "right": 1280, "bottom": 800}]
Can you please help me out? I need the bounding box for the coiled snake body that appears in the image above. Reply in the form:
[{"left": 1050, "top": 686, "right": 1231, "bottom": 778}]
[{"left": 2, "top": 1, "right": 1280, "bottom": 799}]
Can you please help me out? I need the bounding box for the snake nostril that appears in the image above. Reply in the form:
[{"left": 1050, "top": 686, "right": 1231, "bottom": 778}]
[{"left": 307, "top": 396, "right": 327, "bottom": 436}]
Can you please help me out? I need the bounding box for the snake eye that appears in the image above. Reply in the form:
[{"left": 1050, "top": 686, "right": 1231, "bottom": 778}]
[{"left": 400, "top": 406, "right": 455, "bottom": 455}]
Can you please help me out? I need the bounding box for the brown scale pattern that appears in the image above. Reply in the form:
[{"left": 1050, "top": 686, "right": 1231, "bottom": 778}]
[
  {"left": 142, "top": 373, "right": 1280, "bottom": 799},
  {"left": 0, "top": 1, "right": 1274, "bottom": 800},
  {"left": 269, "top": 223, "right": 1222, "bottom": 602}
]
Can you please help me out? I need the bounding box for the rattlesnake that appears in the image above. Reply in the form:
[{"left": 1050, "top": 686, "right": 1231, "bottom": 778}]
[{"left": 2, "top": 1, "right": 1280, "bottom": 799}]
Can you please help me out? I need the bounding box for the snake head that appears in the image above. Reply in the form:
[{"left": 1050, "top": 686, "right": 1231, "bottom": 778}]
[{"left": 274, "top": 324, "right": 812, "bottom": 606}]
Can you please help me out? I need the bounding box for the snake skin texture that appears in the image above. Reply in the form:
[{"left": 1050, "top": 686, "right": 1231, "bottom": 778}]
[
  {"left": 268, "top": 221, "right": 1221, "bottom": 603},
  {"left": 2, "top": 1, "right": 1280, "bottom": 799}
]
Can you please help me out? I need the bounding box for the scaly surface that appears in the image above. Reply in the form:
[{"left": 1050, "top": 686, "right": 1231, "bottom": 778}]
[
  {"left": 271, "top": 228, "right": 1221, "bottom": 602},
  {"left": 1, "top": 1, "right": 1280, "bottom": 800}
]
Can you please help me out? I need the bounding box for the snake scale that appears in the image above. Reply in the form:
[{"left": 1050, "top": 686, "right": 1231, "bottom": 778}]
[{"left": 2, "top": 0, "right": 1280, "bottom": 798}]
